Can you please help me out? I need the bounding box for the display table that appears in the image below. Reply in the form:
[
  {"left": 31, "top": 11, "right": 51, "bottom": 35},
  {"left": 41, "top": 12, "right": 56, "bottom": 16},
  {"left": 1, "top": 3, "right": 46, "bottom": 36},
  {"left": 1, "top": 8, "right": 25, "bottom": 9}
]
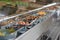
[{"left": 15, "top": 11, "right": 54, "bottom": 40}]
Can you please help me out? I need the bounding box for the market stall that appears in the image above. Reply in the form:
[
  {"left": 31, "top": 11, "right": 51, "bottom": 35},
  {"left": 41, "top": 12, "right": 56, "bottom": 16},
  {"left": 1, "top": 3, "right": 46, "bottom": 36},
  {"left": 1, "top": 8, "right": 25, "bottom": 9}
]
[{"left": 0, "top": 3, "right": 60, "bottom": 40}]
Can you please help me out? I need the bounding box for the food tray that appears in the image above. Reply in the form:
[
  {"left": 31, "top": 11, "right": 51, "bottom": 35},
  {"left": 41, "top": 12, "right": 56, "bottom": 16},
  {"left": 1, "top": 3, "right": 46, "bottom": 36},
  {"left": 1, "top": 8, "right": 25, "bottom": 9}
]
[
  {"left": 0, "top": 10, "right": 54, "bottom": 40},
  {"left": 0, "top": 3, "right": 59, "bottom": 40}
]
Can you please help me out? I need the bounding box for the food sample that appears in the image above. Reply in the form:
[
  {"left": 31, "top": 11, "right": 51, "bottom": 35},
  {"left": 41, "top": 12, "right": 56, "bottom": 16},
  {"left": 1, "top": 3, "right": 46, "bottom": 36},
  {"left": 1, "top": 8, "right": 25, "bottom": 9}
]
[
  {"left": 37, "top": 11, "right": 46, "bottom": 16},
  {"left": 0, "top": 19, "right": 15, "bottom": 26},
  {"left": 0, "top": 31, "right": 6, "bottom": 36},
  {"left": 18, "top": 21, "right": 30, "bottom": 25},
  {"left": 0, "top": 29, "right": 10, "bottom": 36},
  {"left": 7, "top": 27, "right": 16, "bottom": 33},
  {"left": 5, "top": 26, "right": 21, "bottom": 33},
  {"left": 17, "top": 15, "right": 41, "bottom": 25},
  {"left": 26, "top": 15, "right": 37, "bottom": 20},
  {"left": 8, "top": 19, "right": 15, "bottom": 23},
  {"left": 0, "top": 22, "right": 8, "bottom": 26}
]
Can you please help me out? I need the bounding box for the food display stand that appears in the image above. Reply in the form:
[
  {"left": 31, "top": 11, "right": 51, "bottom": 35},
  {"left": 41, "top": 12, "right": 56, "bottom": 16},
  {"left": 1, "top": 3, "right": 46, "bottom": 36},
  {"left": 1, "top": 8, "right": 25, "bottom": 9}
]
[{"left": 0, "top": 3, "right": 60, "bottom": 40}]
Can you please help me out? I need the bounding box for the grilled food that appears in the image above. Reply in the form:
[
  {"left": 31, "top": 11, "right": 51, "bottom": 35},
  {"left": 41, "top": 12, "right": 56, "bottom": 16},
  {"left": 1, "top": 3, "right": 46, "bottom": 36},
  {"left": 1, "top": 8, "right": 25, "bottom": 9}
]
[
  {"left": 37, "top": 11, "right": 46, "bottom": 16},
  {"left": 26, "top": 15, "right": 37, "bottom": 20},
  {"left": 18, "top": 21, "right": 30, "bottom": 25},
  {"left": 0, "top": 19, "right": 15, "bottom": 26}
]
